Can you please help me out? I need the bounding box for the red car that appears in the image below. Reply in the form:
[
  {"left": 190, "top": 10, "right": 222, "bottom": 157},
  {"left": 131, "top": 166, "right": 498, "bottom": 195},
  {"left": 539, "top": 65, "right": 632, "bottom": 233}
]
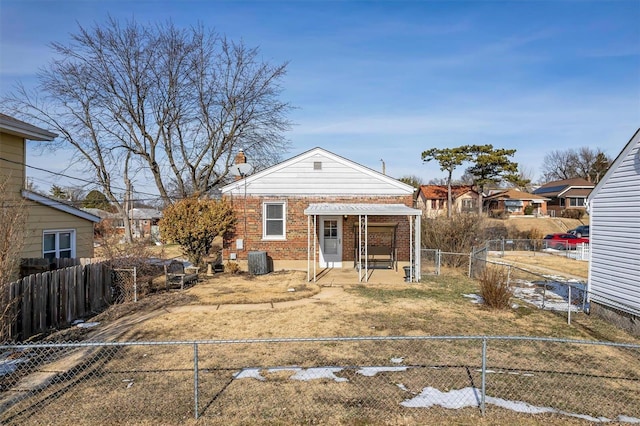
[{"left": 543, "top": 233, "right": 590, "bottom": 250}]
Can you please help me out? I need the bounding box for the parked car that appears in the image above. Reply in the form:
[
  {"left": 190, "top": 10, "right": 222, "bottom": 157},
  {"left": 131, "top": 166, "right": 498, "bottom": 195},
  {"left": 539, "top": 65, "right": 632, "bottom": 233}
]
[
  {"left": 568, "top": 225, "right": 589, "bottom": 238},
  {"left": 543, "top": 233, "right": 590, "bottom": 250}
]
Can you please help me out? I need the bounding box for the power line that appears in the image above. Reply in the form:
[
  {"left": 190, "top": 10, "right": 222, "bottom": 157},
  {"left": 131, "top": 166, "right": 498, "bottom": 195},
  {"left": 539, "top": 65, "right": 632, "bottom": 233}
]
[{"left": 0, "top": 155, "right": 161, "bottom": 198}]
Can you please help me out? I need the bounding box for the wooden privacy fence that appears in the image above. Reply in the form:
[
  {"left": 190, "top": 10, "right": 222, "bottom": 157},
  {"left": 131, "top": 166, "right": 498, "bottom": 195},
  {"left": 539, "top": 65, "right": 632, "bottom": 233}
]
[
  {"left": 2, "top": 263, "right": 112, "bottom": 341},
  {"left": 19, "top": 258, "right": 100, "bottom": 278}
]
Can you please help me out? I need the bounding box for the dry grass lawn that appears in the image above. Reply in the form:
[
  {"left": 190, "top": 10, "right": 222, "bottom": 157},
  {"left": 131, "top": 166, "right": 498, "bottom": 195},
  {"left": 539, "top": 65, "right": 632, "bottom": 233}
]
[
  {"left": 487, "top": 216, "right": 586, "bottom": 238},
  {"left": 6, "top": 253, "right": 640, "bottom": 425},
  {"left": 488, "top": 251, "right": 589, "bottom": 279}
]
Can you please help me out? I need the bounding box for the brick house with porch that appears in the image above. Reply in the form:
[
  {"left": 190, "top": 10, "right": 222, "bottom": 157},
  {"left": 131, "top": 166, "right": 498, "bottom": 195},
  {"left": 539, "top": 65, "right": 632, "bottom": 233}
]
[{"left": 220, "top": 148, "right": 422, "bottom": 282}]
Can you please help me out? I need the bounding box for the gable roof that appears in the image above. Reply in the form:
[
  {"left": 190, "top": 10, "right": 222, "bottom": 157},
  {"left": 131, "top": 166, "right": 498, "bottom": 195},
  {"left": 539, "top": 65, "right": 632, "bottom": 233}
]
[
  {"left": 22, "top": 190, "right": 101, "bottom": 223},
  {"left": 533, "top": 177, "right": 594, "bottom": 197},
  {"left": 588, "top": 128, "right": 640, "bottom": 202},
  {"left": 417, "top": 185, "right": 475, "bottom": 200},
  {"left": 0, "top": 113, "right": 57, "bottom": 141},
  {"left": 485, "top": 188, "right": 549, "bottom": 201},
  {"left": 221, "top": 147, "right": 415, "bottom": 196}
]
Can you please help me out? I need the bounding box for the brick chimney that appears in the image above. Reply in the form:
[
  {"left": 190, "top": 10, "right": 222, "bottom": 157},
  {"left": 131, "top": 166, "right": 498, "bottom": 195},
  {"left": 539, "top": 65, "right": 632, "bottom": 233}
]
[
  {"left": 235, "top": 149, "right": 246, "bottom": 165},
  {"left": 234, "top": 149, "right": 246, "bottom": 181}
]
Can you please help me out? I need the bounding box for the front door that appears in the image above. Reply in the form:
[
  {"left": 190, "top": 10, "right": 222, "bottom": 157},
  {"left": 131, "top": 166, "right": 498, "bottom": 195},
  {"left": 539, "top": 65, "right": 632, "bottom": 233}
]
[{"left": 319, "top": 216, "right": 342, "bottom": 268}]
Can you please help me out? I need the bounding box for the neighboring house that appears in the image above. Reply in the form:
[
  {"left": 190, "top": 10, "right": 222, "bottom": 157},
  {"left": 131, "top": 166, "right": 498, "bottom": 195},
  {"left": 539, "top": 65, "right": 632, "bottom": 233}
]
[
  {"left": 415, "top": 185, "right": 479, "bottom": 217},
  {"left": 220, "top": 148, "right": 422, "bottom": 281},
  {"left": 128, "top": 208, "right": 162, "bottom": 240},
  {"left": 83, "top": 207, "right": 162, "bottom": 241},
  {"left": 587, "top": 128, "right": 640, "bottom": 337},
  {"left": 533, "top": 178, "right": 595, "bottom": 216},
  {"left": 484, "top": 189, "right": 549, "bottom": 216},
  {"left": 0, "top": 113, "right": 99, "bottom": 262}
]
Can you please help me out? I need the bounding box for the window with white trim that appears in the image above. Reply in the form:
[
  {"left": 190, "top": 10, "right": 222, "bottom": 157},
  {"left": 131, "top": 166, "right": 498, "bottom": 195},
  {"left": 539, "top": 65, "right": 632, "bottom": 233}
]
[
  {"left": 43, "top": 230, "right": 76, "bottom": 260},
  {"left": 569, "top": 197, "right": 585, "bottom": 207},
  {"left": 263, "top": 202, "right": 286, "bottom": 239}
]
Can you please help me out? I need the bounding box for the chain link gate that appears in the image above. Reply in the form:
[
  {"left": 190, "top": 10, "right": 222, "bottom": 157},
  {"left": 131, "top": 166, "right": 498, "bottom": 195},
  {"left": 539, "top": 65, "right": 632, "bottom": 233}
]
[{"left": 112, "top": 268, "right": 138, "bottom": 303}]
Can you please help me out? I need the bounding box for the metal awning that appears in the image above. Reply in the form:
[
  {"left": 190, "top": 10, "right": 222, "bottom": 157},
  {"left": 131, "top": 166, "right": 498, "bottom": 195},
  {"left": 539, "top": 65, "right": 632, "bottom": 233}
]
[
  {"left": 305, "top": 203, "right": 422, "bottom": 283},
  {"left": 304, "top": 203, "right": 422, "bottom": 216}
]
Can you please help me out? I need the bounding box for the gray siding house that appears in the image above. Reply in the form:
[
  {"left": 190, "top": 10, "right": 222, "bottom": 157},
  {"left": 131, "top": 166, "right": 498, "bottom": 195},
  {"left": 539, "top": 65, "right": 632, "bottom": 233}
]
[{"left": 587, "top": 128, "right": 640, "bottom": 336}]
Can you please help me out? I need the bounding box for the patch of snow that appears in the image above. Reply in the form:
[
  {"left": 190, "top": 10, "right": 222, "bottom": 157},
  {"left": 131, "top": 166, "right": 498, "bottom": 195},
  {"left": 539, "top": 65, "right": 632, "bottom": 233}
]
[
  {"left": 463, "top": 294, "right": 483, "bottom": 304},
  {"left": 0, "top": 357, "right": 27, "bottom": 376},
  {"left": 401, "top": 386, "right": 481, "bottom": 409},
  {"left": 618, "top": 415, "right": 640, "bottom": 424},
  {"left": 397, "top": 383, "right": 409, "bottom": 392},
  {"left": 291, "top": 367, "right": 347, "bottom": 382},
  {"left": 512, "top": 280, "right": 586, "bottom": 312},
  {"left": 234, "top": 367, "right": 266, "bottom": 381},
  {"left": 287, "top": 288, "right": 296, "bottom": 292},
  {"left": 77, "top": 322, "right": 100, "bottom": 328},
  {"left": 391, "top": 357, "right": 404, "bottom": 364},
  {"left": 401, "top": 386, "right": 640, "bottom": 423},
  {"left": 357, "top": 366, "right": 409, "bottom": 377}
]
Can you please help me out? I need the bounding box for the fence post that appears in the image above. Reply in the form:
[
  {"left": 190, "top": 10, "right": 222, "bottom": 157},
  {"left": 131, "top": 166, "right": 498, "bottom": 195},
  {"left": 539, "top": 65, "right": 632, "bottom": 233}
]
[
  {"left": 481, "top": 337, "right": 487, "bottom": 415},
  {"left": 567, "top": 285, "right": 572, "bottom": 325},
  {"left": 133, "top": 267, "right": 137, "bottom": 303},
  {"left": 194, "top": 342, "right": 199, "bottom": 419},
  {"left": 501, "top": 238, "right": 505, "bottom": 257},
  {"left": 468, "top": 250, "right": 473, "bottom": 278},
  {"left": 436, "top": 250, "right": 441, "bottom": 276}
]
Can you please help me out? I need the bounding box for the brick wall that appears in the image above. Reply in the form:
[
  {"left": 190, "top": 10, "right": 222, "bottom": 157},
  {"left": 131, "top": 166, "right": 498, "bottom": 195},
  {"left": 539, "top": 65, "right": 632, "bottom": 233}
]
[{"left": 223, "top": 194, "right": 415, "bottom": 262}]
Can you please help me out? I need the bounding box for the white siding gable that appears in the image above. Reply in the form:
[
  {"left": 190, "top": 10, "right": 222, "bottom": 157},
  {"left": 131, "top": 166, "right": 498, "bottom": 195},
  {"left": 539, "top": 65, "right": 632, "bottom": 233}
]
[
  {"left": 221, "top": 148, "right": 415, "bottom": 196},
  {"left": 587, "top": 129, "right": 640, "bottom": 316}
]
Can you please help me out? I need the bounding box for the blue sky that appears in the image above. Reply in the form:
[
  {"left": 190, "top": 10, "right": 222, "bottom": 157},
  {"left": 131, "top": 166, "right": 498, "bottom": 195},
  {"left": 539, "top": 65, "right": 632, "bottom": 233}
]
[{"left": 1, "top": 0, "right": 639, "bottom": 195}]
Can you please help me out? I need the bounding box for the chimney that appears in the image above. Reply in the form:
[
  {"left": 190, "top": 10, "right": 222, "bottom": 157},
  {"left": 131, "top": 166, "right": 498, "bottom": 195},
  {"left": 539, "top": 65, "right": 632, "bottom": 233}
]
[
  {"left": 235, "top": 149, "right": 246, "bottom": 165},
  {"left": 234, "top": 149, "right": 246, "bottom": 181}
]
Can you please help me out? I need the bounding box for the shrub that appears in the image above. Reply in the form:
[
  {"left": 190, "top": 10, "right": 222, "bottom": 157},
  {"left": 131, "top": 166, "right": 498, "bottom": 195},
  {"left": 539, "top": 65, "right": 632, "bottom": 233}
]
[
  {"left": 160, "top": 197, "right": 235, "bottom": 266},
  {"left": 560, "top": 209, "right": 585, "bottom": 220},
  {"left": 225, "top": 261, "right": 241, "bottom": 274},
  {"left": 422, "top": 214, "right": 486, "bottom": 267},
  {"left": 527, "top": 227, "right": 544, "bottom": 240},
  {"left": 489, "top": 210, "right": 509, "bottom": 219},
  {"left": 524, "top": 205, "right": 534, "bottom": 215},
  {"left": 479, "top": 266, "right": 513, "bottom": 310}
]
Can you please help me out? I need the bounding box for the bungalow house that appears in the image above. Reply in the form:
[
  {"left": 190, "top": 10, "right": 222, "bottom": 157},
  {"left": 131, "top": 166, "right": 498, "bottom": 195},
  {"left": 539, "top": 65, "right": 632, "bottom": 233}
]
[
  {"left": 415, "top": 185, "right": 479, "bottom": 217},
  {"left": 220, "top": 148, "right": 422, "bottom": 282},
  {"left": 484, "top": 188, "right": 549, "bottom": 216},
  {"left": 533, "top": 177, "right": 595, "bottom": 216},
  {"left": 0, "top": 114, "right": 99, "bottom": 268},
  {"left": 587, "top": 128, "right": 640, "bottom": 336},
  {"left": 82, "top": 207, "right": 162, "bottom": 241}
]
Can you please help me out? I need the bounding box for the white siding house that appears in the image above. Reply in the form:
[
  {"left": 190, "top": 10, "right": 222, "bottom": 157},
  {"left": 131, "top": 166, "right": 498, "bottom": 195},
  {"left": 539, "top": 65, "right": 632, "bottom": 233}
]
[
  {"left": 587, "top": 128, "right": 640, "bottom": 336},
  {"left": 220, "top": 147, "right": 422, "bottom": 282}
]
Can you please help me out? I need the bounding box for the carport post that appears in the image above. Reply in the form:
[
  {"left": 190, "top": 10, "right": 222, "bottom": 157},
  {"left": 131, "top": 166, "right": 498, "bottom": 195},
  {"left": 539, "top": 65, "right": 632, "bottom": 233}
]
[
  {"left": 313, "top": 215, "right": 317, "bottom": 282},
  {"left": 307, "top": 215, "right": 310, "bottom": 282}
]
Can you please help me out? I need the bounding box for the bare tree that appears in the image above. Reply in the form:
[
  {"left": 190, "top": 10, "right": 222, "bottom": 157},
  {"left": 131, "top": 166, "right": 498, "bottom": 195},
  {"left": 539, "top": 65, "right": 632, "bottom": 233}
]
[
  {"left": 541, "top": 149, "right": 578, "bottom": 183},
  {"left": 540, "top": 147, "right": 611, "bottom": 183},
  {"left": 4, "top": 17, "right": 292, "bottom": 212},
  {"left": 0, "top": 174, "right": 28, "bottom": 340},
  {"left": 398, "top": 175, "right": 424, "bottom": 189}
]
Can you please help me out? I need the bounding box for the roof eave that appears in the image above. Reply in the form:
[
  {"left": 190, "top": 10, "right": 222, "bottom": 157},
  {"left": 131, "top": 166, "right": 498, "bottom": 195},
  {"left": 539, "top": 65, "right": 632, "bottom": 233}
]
[{"left": 22, "top": 190, "right": 101, "bottom": 222}]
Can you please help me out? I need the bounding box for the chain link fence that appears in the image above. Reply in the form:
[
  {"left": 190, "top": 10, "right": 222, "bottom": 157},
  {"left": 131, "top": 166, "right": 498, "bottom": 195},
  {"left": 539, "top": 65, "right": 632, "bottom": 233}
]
[
  {"left": 1, "top": 336, "right": 638, "bottom": 424},
  {"left": 112, "top": 268, "right": 138, "bottom": 303},
  {"left": 486, "top": 238, "right": 590, "bottom": 261}
]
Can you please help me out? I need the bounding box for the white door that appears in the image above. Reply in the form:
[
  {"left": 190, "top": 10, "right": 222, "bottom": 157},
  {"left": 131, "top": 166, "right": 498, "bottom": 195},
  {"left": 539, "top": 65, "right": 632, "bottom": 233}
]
[{"left": 319, "top": 216, "right": 342, "bottom": 268}]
